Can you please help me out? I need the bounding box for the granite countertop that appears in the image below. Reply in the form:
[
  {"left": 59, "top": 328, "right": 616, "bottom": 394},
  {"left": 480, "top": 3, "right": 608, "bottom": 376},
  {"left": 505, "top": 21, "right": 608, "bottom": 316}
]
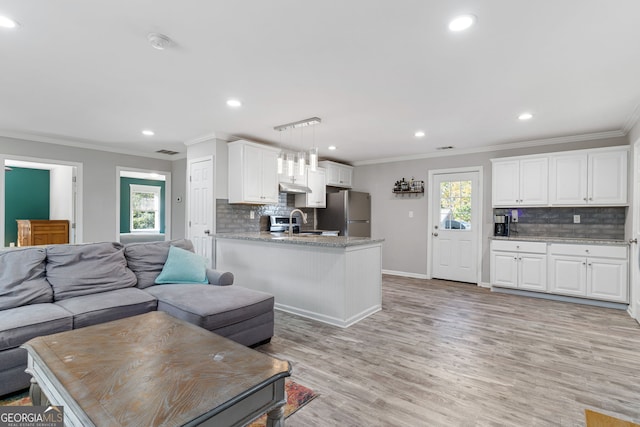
[
  {"left": 490, "top": 235, "right": 628, "bottom": 246},
  {"left": 215, "top": 232, "right": 385, "bottom": 248}
]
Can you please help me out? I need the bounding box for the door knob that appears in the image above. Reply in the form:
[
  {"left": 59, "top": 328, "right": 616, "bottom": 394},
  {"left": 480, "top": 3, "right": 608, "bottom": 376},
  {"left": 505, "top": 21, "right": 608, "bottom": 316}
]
[
  {"left": 204, "top": 230, "right": 211, "bottom": 235},
  {"left": 630, "top": 238, "right": 638, "bottom": 244},
  {"left": 433, "top": 232, "right": 439, "bottom": 237}
]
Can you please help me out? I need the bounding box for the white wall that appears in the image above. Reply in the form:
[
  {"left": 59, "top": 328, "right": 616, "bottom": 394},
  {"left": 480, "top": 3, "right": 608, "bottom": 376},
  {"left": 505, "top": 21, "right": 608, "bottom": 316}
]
[
  {"left": 171, "top": 158, "right": 187, "bottom": 239},
  {"left": 0, "top": 136, "right": 177, "bottom": 243},
  {"left": 353, "top": 136, "right": 629, "bottom": 283}
]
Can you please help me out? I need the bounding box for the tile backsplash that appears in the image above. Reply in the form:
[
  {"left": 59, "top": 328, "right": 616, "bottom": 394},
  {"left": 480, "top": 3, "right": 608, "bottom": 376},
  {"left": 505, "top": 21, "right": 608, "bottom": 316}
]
[
  {"left": 216, "top": 193, "right": 315, "bottom": 233},
  {"left": 493, "top": 207, "right": 626, "bottom": 240}
]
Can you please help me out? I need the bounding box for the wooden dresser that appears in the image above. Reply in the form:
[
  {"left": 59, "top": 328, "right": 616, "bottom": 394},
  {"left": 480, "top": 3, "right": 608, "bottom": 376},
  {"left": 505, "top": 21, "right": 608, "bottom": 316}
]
[{"left": 17, "top": 220, "right": 69, "bottom": 246}]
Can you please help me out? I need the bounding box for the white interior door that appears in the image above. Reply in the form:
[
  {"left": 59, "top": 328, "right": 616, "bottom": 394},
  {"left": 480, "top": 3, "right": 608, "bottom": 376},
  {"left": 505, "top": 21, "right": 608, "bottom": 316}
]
[
  {"left": 431, "top": 171, "right": 479, "bottom": 284},
  {"left": 188, "top": 157, "right": 214, "bottom": 266}
]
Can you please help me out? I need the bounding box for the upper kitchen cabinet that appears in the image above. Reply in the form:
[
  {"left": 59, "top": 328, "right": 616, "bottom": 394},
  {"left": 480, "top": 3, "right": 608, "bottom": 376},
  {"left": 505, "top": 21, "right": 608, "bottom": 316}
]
[
  {"left": 549, "top": 147, "right": 628, "bottom": 206},
  {"left": 491, "top": 156, "right": 548, "bottom": 207},
  {"left": 228, "top": 140, "right": 280, "bottom": 204},
  {"left": 319, "top": 160, "right": 353, "bottom": 188},
  {"left": 295, "top": 167, "right": 326, "bottom": 208}
]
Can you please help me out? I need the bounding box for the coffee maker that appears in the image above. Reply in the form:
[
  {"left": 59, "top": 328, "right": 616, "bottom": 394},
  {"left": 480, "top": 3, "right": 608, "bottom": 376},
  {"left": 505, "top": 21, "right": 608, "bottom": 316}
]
[{"left": 494, "top": 214, "right": 510, "bottom": 237}]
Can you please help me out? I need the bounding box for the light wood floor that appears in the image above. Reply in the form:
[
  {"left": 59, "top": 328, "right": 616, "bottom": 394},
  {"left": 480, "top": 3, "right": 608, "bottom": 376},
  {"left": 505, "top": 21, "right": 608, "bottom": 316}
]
[{"left": 257, "top": 275, "right": 640, "bottom": 427}]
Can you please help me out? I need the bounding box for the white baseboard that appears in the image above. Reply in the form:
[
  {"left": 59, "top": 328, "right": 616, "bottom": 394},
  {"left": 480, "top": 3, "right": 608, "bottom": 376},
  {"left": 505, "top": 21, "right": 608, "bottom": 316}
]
[
  {"left": 478, "top": 281, "right": 492, "bottom": 289},
  {"left": 382, "top": 269, "right": 428, "bottom": 279}
]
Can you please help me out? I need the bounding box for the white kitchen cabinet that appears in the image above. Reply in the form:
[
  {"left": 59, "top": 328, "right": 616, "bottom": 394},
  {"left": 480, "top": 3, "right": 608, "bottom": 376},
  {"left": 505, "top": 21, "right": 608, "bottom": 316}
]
[
  {"left": 548, "top": 244, "right": 628, "bottom": 303},
  {"left": 491, "top": 157, "right": 548, "bottom": 206},
  {"left": 549, "top": 148, "right": 627, "bottom": 206},
  {"left": 490, "top": 240, "right": 547, "bottom": 291},
  {"left": 319, "top": 160, "right": 353, "bottom": 188},
  {"left": 228, "top": 140, "right": 280, "bottom": 204},
  {"left": 295, "top": 167, "right": 326, "bottom": 208}
]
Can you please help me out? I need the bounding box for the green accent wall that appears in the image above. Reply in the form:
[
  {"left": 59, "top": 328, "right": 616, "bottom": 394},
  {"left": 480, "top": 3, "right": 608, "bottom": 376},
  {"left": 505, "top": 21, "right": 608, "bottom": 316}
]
[
  {"left": 120, "top": 178, "right": 165, "bottom": 233},
  {"left": 5, "top": 167, "right": 50, "bottom": 246}
]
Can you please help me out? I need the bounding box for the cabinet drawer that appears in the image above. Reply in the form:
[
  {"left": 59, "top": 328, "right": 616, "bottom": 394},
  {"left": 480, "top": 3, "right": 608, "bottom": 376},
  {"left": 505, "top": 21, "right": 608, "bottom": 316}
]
[
  {"left": 548, "top": 244, "right": 627, "bottom": 259},
  {"left": 491, "top": 240, "right": 546, "bottom": 253}
]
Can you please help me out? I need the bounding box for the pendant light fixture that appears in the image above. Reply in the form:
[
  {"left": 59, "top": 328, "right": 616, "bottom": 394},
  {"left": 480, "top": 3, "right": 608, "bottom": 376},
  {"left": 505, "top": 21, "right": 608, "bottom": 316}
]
[{"left": 274, "top": 117, "right": 321, "bottom": 175}]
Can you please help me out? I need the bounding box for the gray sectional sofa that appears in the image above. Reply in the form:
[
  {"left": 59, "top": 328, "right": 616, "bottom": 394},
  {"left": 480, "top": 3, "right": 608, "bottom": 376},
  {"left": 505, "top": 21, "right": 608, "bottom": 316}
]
[{"left": 0, "top": 239, "right": 274, "bottom": 397}]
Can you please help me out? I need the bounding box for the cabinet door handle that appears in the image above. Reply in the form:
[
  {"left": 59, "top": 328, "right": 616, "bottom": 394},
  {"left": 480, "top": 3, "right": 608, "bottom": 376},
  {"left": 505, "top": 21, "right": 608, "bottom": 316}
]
[
  {"left": 588, "top": 263, "right": 592, "bottom": 267},
  {"left": 582, "top": 262, "right": 586, "bottom": 266},
  {"left": 583, "top": 197, "right": 587, "bottom": 201},
  {"left": 589, "top": 197, "right": 593, "bottom": 201}
]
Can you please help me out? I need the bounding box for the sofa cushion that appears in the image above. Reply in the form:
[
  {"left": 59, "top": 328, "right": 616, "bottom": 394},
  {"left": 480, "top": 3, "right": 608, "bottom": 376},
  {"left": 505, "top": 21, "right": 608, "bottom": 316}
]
[
  {"left": 46, "top": 242, "right": 137, "bottom": 301},
  {"left": 124, "top": 239, "right": 194, "bottom": 289},
  {"left": 0, "top": 247, "right": 52, "bottom": 310},
  {"left": 0, "top": 303, "right": 73, "bottom": 352},
  {"left": 144, "top": 284, "right": 274, "bottom": 331},
  {"left": 155, "top": 246, "right": 209, "bottom": 285},
  {"left": 55, "top": 288, "right": 157, "bottom": 329}
]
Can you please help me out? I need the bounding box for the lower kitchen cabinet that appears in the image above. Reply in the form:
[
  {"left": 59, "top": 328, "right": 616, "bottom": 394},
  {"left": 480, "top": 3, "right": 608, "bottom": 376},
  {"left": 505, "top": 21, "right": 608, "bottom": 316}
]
[
  {"left": 548, "top": 244, "right": 628, "bottom": 303},
  {"left": 490, "top": 240, "right": 547, "bottom": 291}
]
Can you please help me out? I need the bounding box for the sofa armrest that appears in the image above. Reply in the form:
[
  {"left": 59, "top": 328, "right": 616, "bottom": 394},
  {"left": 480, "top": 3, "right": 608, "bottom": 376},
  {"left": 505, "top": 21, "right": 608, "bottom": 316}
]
[{"left": 206, "top": 268, "right": 234, "bottom": 286}]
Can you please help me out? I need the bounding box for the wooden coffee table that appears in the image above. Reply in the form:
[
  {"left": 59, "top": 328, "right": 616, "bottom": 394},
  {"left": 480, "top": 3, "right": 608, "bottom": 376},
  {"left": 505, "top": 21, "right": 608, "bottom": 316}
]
[{"left": 21, "top": 311, "right": 291, "bottom": 427}]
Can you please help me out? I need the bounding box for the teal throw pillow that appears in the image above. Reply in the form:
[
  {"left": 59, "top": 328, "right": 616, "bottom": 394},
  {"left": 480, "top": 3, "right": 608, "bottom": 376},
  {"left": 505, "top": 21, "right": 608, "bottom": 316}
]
[{"left": 155, "top": 246, "right": 209, "bottom": 285}]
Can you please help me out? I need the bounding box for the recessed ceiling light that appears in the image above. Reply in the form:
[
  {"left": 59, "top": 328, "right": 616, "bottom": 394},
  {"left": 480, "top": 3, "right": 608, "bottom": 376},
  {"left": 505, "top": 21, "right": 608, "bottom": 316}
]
[
  {"left": 414, "top": 131, "right": 426, "bottom": 138},
  {"left": 328, "top": 145, "right": 337, "bottom": 151},
  {"left": 0, "top": 15, "right": 19, "bottom": 29},
  {"left": 449, "top": 14, "right": 476, "bottom": 32},
  {"left": 142, "top": 130, "right": 155, "bottom": 136},
  {"left": 518, "top": 112, "right": 533, "bottom": 121},
  {"left": 226, "top": 99, "right": 242, "bottom": 108}
]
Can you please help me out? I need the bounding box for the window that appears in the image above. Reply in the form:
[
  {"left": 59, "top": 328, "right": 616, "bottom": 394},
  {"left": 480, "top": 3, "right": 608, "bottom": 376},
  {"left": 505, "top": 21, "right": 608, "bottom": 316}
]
[
  {"left": 440, "top": 180, "right": 472, "bottom": 230},
  {"left": 130, "top": 184, "right": 161, "bottom": 232}
]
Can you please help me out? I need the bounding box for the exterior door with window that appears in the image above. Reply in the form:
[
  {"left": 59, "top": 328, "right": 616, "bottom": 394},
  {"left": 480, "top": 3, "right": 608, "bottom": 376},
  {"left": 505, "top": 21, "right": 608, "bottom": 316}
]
[{"left": 431, "top": 172, "right": 479, "bottom": 283}]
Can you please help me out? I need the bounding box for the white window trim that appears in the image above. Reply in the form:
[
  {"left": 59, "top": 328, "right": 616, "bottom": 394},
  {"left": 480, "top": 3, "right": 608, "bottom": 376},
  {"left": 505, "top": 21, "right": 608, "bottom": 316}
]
[{"left": 130, "top": 184, "right": 161, "bottom": 233}]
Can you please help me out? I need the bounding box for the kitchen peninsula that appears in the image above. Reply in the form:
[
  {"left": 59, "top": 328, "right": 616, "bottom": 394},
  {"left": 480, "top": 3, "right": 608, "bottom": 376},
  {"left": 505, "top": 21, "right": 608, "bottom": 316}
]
[{"left": 215, "top": 232, "right": 384, "bottom": 327}]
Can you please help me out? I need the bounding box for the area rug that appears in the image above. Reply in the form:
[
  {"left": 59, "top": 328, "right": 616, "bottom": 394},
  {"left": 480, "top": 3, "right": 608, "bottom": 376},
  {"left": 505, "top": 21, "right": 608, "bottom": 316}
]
[{"left": 1, "top": 379, "right": 318, "bottom": 425}]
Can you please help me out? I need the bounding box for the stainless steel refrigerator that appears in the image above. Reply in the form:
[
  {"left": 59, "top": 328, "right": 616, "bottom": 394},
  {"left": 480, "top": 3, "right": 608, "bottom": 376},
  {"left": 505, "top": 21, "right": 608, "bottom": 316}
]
[{"left": 317, "top": 190, "right": 371, "bottom": 237}]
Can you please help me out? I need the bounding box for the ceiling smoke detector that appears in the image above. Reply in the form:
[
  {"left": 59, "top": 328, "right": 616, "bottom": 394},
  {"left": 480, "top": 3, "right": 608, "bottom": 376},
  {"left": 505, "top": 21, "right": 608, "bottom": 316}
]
[{"left": 147, "top": 33, "right": 173, "bottom": 50}]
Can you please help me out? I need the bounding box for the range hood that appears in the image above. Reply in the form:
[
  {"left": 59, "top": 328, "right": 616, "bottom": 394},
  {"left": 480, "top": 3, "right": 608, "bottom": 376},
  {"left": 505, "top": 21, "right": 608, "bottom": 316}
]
[{"left": 279, "top": 182, "right": 312, "bottom": 194}]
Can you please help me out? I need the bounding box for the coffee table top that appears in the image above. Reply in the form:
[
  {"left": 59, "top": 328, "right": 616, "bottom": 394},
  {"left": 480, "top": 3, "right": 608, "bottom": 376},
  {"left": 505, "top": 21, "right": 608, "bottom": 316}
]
[{"left": 22, "top": 311, "right": 290, "bottom": 426}]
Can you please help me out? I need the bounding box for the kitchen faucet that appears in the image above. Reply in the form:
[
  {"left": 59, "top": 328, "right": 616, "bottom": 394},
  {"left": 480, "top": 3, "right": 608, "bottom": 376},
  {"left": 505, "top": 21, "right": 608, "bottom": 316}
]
[{"left": 289, "top": 209, "right": 308, "bottom": 237}]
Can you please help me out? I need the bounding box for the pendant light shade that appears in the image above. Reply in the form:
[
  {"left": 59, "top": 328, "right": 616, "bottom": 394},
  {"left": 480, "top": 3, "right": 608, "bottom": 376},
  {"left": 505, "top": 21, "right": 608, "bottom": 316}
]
[
  {"left": 297, "top": 152, "right": 306, "bottom": 175},
  {"left": 309, "top": 147, "right": 318, "bottom": 172},
  {"left": 286, "top": 153, "right": 295, "bottom": 177},
  {"left": 277, "top": 152, "right": 284, "bottom": 175}
]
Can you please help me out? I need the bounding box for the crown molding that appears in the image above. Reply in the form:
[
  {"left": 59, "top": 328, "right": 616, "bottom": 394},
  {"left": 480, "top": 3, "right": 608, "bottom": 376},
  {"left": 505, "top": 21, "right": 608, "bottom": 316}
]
[
  {"left": 0, "top": 130, "right": 186, "bottom": 160},
  {"left": 622, "top": 103, "right": 640, "bottom": 135},
  {"left": 352, "top": 130, "right": 627, "bottom": 166},
  {"left": 183, "top": 132, "right": 217, "bottom": 146}
]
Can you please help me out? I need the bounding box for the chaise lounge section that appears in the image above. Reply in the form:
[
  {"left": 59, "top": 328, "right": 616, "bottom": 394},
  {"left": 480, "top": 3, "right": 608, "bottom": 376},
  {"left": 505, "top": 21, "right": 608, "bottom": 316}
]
[{"left": 0, "top": 239, "right": 274, "bottom": 397}]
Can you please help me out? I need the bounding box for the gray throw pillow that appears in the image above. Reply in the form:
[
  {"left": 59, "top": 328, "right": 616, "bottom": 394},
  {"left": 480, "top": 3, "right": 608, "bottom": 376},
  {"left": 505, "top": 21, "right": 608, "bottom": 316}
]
[
  {"left": 46, "top": 242, "right": 137, "bottom": 301},
  {"left": 124, "top": 239, "right": 195, "bottom": 289},
  {"left": 0, "top": 247, "right": 52, "bottom": 310}
]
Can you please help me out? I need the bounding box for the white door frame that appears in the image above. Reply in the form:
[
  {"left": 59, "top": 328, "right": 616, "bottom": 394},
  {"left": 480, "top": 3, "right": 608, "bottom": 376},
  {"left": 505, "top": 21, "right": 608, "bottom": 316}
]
[
  {"left": 1, "top": 154, "right": 83, "bottom": 246},
  {"left": 115, "top": 167, "right": 172, "bottom": 241},
  {"left": 629, "top": 138, "right": 640, "bottom": 322},
  {"left": 426, "top": 166, "right": 483, "bottom": 285}
]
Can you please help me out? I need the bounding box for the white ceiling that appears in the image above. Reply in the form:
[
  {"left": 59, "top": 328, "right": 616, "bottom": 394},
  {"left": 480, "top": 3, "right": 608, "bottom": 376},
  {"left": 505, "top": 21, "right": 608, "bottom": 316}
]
[{"left": 1, "top": 1, "right": 639, "bottom": 164}]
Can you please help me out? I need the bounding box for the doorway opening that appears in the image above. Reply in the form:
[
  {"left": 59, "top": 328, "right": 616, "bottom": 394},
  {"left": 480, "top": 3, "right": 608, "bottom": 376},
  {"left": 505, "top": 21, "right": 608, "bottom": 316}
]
[
  {"left": 116, "top": 168, "right": 171, "bottom": 244},
  {"left": 2, "top": 157, "right": 81, "bottom": 248},
  {"left": 427, "top": 167, "right": 483, "bottom": 284}
]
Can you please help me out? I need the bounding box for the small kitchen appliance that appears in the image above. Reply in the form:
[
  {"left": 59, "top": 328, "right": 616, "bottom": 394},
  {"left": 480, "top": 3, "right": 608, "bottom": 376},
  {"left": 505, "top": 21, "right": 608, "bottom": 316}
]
[{"left": 494, "top": 214, "right": 510, "bottom": 237}]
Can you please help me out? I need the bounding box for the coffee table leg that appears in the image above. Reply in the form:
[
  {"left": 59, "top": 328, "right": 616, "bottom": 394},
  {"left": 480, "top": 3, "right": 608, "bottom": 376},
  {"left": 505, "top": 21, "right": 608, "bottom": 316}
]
[
  {"left": 266, "top": 404, "right": 285, "bottom": 427},
  {"left": 29, "top": 377, "right": 49, "bottom": 407}
]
